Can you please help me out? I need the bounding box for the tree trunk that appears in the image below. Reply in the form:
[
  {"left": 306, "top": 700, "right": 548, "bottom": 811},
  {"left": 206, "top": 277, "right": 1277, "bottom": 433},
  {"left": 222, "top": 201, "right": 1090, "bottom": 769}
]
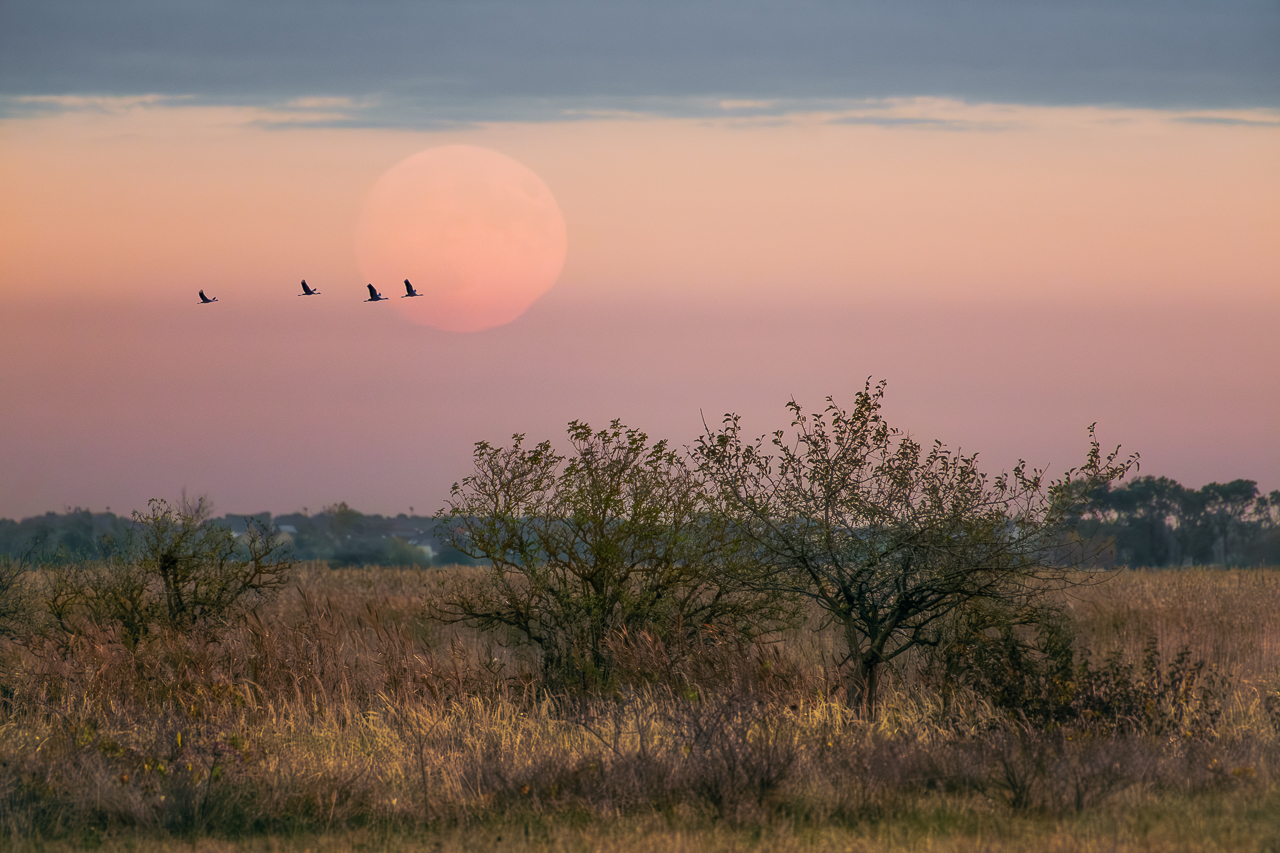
[
  {"left": 841, "top": 618, "right": 882, "bottom": 717},
  {"left": 845, "top": 656, "right": 881, "bottom": 717},
  {"left": 862, "top": 658, "right": 880, "bottom": 717}
]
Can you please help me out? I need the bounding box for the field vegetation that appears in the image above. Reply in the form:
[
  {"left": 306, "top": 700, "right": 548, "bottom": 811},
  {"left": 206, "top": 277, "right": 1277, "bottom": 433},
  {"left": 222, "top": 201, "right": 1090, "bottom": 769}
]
[
  {"left": 2, "top": 394, "right": 1278, "bottom": 851},
  {"left": 2, "top": 565, "right": 1279, "bottom": 851}
]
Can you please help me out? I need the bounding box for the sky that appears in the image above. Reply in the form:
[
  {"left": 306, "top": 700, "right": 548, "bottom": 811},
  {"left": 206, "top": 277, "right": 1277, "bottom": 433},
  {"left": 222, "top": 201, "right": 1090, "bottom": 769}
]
[{"left": 1, "top": 1, "right": 1278, "bottom": 519}]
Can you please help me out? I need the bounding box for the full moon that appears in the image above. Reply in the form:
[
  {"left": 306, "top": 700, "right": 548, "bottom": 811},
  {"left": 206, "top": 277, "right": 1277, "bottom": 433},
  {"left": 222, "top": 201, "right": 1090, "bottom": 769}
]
[{"left": 355, "top": 145, "right": 567, "bottom": 332}]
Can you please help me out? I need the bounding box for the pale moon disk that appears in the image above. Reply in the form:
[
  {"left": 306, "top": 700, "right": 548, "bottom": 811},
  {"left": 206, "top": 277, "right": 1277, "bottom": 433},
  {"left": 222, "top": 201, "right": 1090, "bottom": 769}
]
[{"left": 355, "top": 145, "right": 567, "bottom": 332}]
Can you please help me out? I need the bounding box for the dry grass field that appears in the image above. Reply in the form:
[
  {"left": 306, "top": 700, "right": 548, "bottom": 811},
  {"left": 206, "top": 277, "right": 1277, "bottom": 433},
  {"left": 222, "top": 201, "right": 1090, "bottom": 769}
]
[{"left": 2, "top": 564, "right": 1278, "bottom": 852}]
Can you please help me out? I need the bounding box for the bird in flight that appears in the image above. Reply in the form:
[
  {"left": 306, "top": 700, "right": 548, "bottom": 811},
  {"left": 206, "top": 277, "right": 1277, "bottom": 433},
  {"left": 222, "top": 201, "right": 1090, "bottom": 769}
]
[
  {"left": 365, "top": 284, "right": 388, "bottom": 302},
  {"left": 402, "top": 279, "right": 422, "bottom": 298},
  {"left": 299, "top": 280, "right": 320, "bottom": 296},
  {"left": 198, "top": 290, "right": 218, "bottom": 304}
]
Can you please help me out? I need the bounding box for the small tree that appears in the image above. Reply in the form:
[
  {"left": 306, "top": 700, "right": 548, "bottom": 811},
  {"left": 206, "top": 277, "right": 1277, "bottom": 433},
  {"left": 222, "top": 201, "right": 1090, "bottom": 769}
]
[
  {"left": 34, "top": 497, "right": 294, "bottom": 643},
  {"left": 437, "top": 420, "right": 792, "bottom": 690},
  {"left": 695, "top": 381, "right": 1134, "bottom": 715},
  {"left": 133, "top": 497, "right": 293, "bottom": 631}
]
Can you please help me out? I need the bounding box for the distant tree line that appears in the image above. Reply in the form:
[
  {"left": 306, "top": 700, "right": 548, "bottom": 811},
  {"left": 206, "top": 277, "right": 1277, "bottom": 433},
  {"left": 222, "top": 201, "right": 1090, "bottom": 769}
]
[
  {"left": 0, "top": 509, "right": 133, "bottom": 564},
  {"left": 0, "top": 503, "right": 477, "bottom": 568},
  {"left": 3, "top": 480, "right": 1277, "bottom": 572},
  {"left": 1079, "top": 477, "right": 1280, "bottom": 567}
]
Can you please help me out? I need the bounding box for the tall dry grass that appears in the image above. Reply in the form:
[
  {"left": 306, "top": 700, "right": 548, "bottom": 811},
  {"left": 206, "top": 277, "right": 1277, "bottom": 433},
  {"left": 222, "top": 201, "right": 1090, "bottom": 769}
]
[
  {"left": 1062, "top": 568, "right": 1280, "bottom": 680},
  {"left": 1, "top": 564, "right": 1278, "bottom": 848}
]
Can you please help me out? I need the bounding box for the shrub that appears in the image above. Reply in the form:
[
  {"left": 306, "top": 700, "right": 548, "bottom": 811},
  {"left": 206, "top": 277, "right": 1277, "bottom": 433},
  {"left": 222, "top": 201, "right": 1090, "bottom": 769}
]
[
  {"left": 928, "top": 607, "right": 1230, "bottom": 738},
  {"left": 0, "top": 555, "right": 30, "bottom": 638},
  {"left": 437, "top": 420, "right": 795, "bottom": 691},
  {"left": 30, "top": 497, "right": 294, "bottom": 643},
  {"left": 922, "top": 598, "right": 1079, "bottom": 726},
  {"left": 1073, "top": 637, "right": 1230, "bottom": 738}
]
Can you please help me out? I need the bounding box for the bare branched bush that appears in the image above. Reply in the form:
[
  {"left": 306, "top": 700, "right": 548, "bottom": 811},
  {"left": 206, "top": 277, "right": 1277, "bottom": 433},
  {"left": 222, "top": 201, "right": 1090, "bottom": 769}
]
[
  {"left": 134, "top": 497, "right": 294, "bottom": 632},
  {"left": 26, "top": 497, "right": 293, "bottom": 644},
  {"left": 0, "top": 555, "right": 31, "bottom": 638}
]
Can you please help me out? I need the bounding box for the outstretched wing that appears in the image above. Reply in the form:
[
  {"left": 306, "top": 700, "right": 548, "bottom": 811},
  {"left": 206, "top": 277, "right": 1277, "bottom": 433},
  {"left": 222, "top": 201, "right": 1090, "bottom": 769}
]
[
  {"left": 404, "top": 279, "right": 415, "bottom": 295},
  {"left": 367, "top": 283, "right": 378, "bottom": 299},
  {"left": 199, "top": 290, "right": 210, "bottom": 303},
  {"left": 301, "top": 280, "right": 312, "bottom": 295}
]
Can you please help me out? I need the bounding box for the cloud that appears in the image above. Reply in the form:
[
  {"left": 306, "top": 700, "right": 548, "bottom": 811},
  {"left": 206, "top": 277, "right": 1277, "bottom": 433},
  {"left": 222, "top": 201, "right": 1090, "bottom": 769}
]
[
  {"left": 0, "top": 93, "right": 193, "bottom": 118},
  {"left": 719, "top": 100, "right": 779, "bottom": 111},
  {"left": 1, "top": 0, "right": 1276, "bottom": 127},
  {"left": 1172, "top": 115, "right": 1280, "bottom": 127},
  {"left": 826, "top": 115, "right": 983, "bottom": 131}
]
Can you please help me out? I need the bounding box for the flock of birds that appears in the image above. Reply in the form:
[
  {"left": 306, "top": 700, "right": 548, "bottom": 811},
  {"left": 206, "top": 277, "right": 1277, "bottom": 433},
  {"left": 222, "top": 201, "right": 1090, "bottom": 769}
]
[{"left": 197, "top": 280, "right": 423, "bottom": 304}]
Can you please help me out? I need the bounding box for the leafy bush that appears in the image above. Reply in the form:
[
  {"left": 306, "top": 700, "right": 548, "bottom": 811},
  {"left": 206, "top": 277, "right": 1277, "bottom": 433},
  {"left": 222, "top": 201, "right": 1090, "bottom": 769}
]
[{"left": 438, "top": 420, "right": 795, "bottom": 691}]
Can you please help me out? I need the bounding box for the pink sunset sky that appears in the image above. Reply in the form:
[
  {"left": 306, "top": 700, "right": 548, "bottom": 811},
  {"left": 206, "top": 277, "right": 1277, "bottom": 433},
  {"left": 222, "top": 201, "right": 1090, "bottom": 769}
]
[{"left": 1, "top": 4, "right": 1278, "bottom": 519}]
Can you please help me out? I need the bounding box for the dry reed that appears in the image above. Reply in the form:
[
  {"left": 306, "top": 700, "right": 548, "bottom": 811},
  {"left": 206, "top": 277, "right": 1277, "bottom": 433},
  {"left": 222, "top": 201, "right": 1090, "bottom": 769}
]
[{"left": 1, "top": 563, "right": 1277, "bottom": 850}]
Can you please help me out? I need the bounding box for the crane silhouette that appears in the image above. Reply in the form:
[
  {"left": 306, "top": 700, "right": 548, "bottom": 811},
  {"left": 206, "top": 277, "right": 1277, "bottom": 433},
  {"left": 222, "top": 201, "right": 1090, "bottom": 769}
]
[
  {"left": 198, "top": 290, "right": 218, "bottom": 304},
  {"left": 402, "top": 279, "right": 422, "bottom": 298},
  {"left": 299, "top": 280, "right": 320, "bottom": 296},
  {"left": 365, "top": 284, "right": 388, "bottom": 302}
]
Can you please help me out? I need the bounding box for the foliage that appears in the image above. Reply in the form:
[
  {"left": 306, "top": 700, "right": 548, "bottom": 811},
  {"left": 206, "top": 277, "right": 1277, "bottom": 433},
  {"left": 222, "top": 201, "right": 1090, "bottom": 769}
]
[
  {"left": 694, "top": 380, "right": 1135, "bottom": 714},
  {"left": 283, "top": 503, "right": 442, "bottom": 566},
  {"left": 0, "top": 508, "right": 135, "bottom": 565},
  {"left": 8, "top": 477, "right": 1274, "bottom": 571},
  {"left": 437, "top": 420, "right": 794, "bottom": 690},
  {"left": 1072, "top": 638, "right": 1231, "bottom": 739}
]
